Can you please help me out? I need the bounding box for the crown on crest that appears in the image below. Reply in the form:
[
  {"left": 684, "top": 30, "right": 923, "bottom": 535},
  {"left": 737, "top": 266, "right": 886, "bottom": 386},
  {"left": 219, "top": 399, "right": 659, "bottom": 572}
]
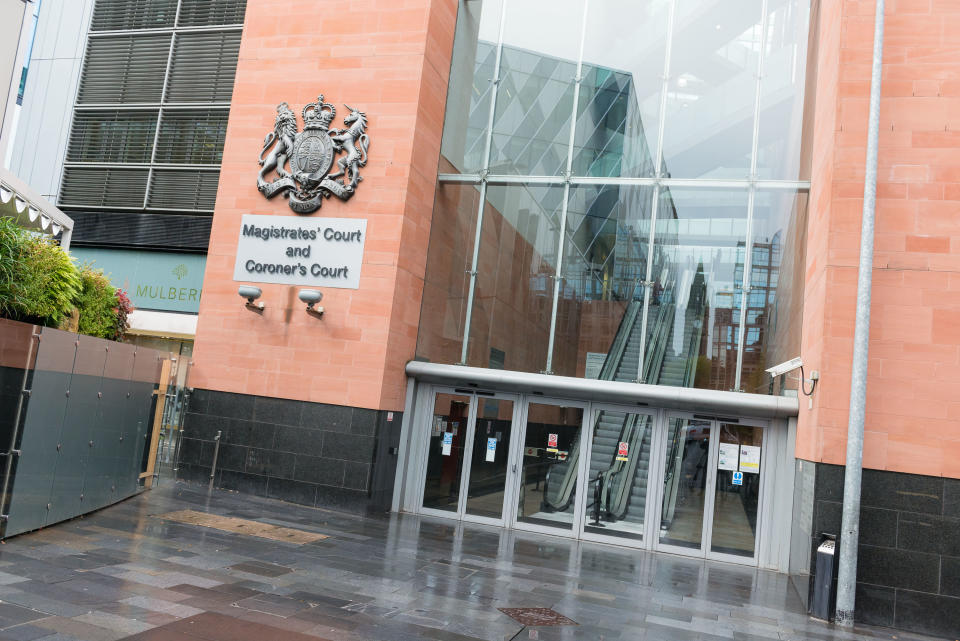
[{"left": 302, "top": 95, "right": 336, "bottom": 130}]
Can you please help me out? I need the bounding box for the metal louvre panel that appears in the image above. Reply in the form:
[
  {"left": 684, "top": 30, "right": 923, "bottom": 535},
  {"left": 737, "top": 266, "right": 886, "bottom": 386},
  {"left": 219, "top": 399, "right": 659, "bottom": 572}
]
[
  {"left": 60, "top": 168, "right": 149, "bottom": 208},
  {"left": 67, "top": 110, "right": 159, "bottom": 163},
  {"left": 67, "top": 211, "right": 213, "bottom": 251},
  {"left": 147, "top": 169, "right": 219, "bottom": 210},
  {"left": 77, "top": 35, "right": 171, "bottom": 104},
  {"left": 90, "top": 0, "right": 177, "bottom": 31},
  {"left": 154, "top": 109, "right": 228, "bottom": 164},
  {"left": 177, "top": 0, "right": 247, "bottom": 26},
  {"left": 165, "top": 32, "right": 241, "bottom": 103}
]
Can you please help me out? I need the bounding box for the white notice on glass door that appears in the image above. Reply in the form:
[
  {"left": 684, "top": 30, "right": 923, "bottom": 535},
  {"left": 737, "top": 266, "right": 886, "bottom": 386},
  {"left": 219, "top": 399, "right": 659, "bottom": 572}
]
[
  {"left": 486, "top": 438, "right": 497, "bottom": 462},
  {"left": 740, "top": 445, "right": 761, "bottom": 473},
  {"left": 442, "top": 432, "right": 453, "bottom": 456},
  {"left": 718, "top": 443, "right": 739, "bottom": 471}
]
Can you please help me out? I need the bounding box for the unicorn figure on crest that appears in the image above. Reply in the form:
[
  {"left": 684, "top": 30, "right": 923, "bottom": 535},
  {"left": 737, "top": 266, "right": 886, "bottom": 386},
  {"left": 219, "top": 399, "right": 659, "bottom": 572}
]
[{"left": 327, "top": 105, "right": 370, "bottom": 190}]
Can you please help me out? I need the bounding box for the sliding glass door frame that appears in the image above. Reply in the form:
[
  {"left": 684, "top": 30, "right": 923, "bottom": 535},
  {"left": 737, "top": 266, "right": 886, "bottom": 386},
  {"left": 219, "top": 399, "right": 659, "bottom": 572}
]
[
  {"left": 507, "top": 396, "right": 590, "bottom": 539},
  {"left": 707, "top": 416, "right": 770, "bottom": 565},
  {"left": 407, "top": 385, "right": 773, "bottom": 567},
  {"left": 649, "top": 410, "right": 770, "bottom": 565},
  {"left": 415, "top": 385, "right": 520, "bottom": 528},
  {"left": 577, "top": 403, "right": 661, "bottom": 549}
]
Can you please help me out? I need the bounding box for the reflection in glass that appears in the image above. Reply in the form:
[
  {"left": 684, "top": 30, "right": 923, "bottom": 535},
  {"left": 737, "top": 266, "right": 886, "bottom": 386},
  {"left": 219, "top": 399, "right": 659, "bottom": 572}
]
[
  {"left": 465, "top": 398, "right": 514, "bottom": 519},
  {"left": 583, "top": 411, "right": 653, "bottom": 539},
  {"left": 661, "top": 0, "right": 763, "bottom": 179},
  {"left": 645, "top": 188, "right": 748, "bottom": 390},
  {"left": 573, "top": 0, "right": 669, "bottom": 177},
  {"left": 487, "top": 0, "right": 583, "bottom": 175},
  {"left": 438, "top": 0, "right": 503, "bottom": 174},
  {"left": 465, "top": 184, "right": 562, "bottom": 373},
  {"left": 756, "top": 0, "right": 811, "bottom": 180},
  {"left": 421, "top": 0, "right": 814, "bottom": 397},
  {"left": 552, "top": 184, "right": 653, "bottom": 379},
  {"left": 415, "top": 183, "right": 482, "bottom": 365},
  {"left": 422, "top": 393, "right": 471, "bottom": 512},
  {"left": 711, "top": 424, "right": 763, "bottom": 556},
  {"left": 659, "top": 418, "right": 711, "bottom": 549},
  {"left": 488, "top": 50, "right": 575, "bottom": 176},
  {"left": 517, "top": 403, "right": 583, "bottom": 529},
  {"left": 741, "top": 190, "right": 807, "bottom": 394}
]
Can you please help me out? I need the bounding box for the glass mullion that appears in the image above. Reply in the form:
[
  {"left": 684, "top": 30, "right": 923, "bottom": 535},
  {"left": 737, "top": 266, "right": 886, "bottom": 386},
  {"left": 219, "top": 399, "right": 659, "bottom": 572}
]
[
  {"left": 636, "top": 0, "right": 677, "bottom": 383},
  {"left": 735, "top": 0, "right": 771, "bottom": 391},
  {"left": 544, "top": 0, "right": 590, "bottom": 374},
  {"left": 459, "top": 0, "right": 507, "bottom": 364},
  {"left": 734, "top": 186, "right": 757, "bottom": 391}
]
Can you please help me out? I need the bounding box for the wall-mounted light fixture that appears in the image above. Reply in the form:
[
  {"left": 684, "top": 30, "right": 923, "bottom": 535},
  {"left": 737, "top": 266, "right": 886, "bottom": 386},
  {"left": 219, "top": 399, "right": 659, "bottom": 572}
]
[
  {"left": 238, "top": 286, "right": 264, "bottom": 312},
  {"left": 298, "top": 289, "right": 323, "bottom": 318}
]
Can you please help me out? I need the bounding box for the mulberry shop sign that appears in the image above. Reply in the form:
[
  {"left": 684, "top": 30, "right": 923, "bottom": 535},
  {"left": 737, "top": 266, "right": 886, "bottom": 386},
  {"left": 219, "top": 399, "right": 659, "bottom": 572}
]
[{"left": 233, "top": 214, "right": 366, "bottom": 289}]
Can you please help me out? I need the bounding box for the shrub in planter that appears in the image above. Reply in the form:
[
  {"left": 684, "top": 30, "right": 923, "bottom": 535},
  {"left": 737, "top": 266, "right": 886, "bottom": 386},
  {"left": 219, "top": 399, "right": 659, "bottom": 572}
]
[
  {"left": 76, "top": 265, "right": 118, "bottom": 339},
  {"left": 114, "top": 288, "right": 133, "bottom": 340},
  {"left": 0, "top": 217, "right": 24, "bottom": 316},
  {"left": 0, "top": 220, "right": 80, "bottom": 327}
]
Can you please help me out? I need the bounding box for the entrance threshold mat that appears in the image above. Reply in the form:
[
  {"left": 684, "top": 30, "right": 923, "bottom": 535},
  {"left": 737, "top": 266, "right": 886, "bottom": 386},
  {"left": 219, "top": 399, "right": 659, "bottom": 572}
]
[
  {"left": 156, "top": 510, "right": 328, "bottom": 544},
  {"left": 498, "top": 607, "right": 578, "bottom": 626}
]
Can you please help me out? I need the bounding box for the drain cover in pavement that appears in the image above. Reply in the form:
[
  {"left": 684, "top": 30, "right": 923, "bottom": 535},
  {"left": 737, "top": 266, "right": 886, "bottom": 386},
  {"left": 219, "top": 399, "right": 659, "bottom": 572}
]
[{"left": 497, "top": 608, "right": 578, "bottom": 626}]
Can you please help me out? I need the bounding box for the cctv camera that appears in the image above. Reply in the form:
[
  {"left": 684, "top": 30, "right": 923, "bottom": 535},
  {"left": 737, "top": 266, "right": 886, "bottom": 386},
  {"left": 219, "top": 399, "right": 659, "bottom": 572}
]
[
  {"left": 299, "top": 289, "right": 324, "bottom": 317},
  {"left": 238, "top": 286, "right": 262, "bottom": 303},
  {"left": 298, "top": 289, "right": 323, "bottom": 308},
  {"left": 765, "top": 356, "right": 803, "bottom": 378}
]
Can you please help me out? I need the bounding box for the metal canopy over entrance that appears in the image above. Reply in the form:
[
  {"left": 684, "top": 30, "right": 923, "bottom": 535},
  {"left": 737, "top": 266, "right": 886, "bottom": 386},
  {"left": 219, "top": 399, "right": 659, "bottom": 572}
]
[{"left": 395, "top": 362, "right": 799, "bottom": 572}]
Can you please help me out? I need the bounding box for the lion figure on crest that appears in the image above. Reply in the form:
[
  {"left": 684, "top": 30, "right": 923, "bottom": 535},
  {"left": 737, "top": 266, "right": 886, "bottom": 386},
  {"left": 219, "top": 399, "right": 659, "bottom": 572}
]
[{"left": 257, "top": 102, "right": 297, "bottom": 187}]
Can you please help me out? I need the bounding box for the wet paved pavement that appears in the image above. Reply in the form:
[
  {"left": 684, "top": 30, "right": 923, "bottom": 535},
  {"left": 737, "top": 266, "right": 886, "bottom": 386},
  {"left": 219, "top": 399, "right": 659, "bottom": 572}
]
[{"left": 0, "top": 484, "right": 946, "bottom": 641}]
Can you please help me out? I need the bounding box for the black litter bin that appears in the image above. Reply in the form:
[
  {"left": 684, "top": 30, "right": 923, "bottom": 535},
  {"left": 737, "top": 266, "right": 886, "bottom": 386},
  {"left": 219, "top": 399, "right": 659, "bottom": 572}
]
[{"left": 811, "top": 535, "right": 837, "bottom": 621}]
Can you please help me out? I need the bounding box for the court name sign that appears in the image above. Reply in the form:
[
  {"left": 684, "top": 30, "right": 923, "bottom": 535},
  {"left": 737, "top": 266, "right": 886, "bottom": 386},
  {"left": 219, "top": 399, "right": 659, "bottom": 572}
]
[{"left": 233, "top": 214, "right": 366, "bottom": 289}]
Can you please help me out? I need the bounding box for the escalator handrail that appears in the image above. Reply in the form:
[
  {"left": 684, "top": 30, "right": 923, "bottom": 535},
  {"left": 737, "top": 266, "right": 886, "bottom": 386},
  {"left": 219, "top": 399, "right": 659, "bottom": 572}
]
[
  {"left": 643, "top": 300, "right": 674, "bottom": 384},
  {"left": 607, "top": 415, "right": 648, "bottom": 520},
  {"left": 542, "top": 434, "right": 580, "bottom": 512},
  {"left": 681, "top": 280, "right": 708, "bottom": 388},
  {"left": 597, "top": 300, "right": 642, "bottom": 382}
]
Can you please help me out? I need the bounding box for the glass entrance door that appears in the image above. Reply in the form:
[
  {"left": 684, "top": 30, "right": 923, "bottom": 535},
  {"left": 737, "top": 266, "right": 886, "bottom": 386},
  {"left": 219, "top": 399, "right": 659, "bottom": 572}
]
[
  {"left": 422, "top": 391, "right": 472, "bottom": 514},
  {"left": 710, "top": 423, "right": 764, "bottom": 558},
  {"left": 412, "top": 388, "right": 769, "bottom": 562},
  {"left": 419, "top": 389, "right": 516, "bottom": 524},
  {"left": 657, "top": 417, "right": 713, "bottom": 551},
  {"left": 581, "top": 406, "right": 655, "bottom": 541},
  {"left": 513, "top": 400, "right": 586, "bottom": 532},
  {"left": 654, "top": 415, "right": 766, "bottom": 562},
  {"left": 464, "top": 397, "right": 514, "bottom": 520}
]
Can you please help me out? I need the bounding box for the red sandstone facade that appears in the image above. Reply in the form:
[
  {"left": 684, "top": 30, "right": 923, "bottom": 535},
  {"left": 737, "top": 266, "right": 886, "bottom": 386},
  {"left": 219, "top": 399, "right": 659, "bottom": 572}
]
[
  {"left": 192, "top": 0, "right": 457, "bottom": 411},
  {"left": 799, "top": 0, "right": 960, "bottom": 477},
  {"left": 190, "top": 0, "right": 960, "bottom": 483}
]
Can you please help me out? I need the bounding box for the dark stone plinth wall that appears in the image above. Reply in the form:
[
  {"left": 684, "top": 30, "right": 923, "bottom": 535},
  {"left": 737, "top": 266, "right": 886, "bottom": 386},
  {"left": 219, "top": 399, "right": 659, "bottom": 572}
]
[
  {"left": 799, "top": 461, "right": 960, "bottom": 637},
  {"left": 177, "top": 389, "right": 401, "bottom": 515}
]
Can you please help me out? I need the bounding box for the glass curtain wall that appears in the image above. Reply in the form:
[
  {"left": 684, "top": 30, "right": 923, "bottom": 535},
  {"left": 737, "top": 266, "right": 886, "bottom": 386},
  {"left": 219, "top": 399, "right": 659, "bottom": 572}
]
[{"left": 418, "top": 0, "right": 811, "bottom": 393}]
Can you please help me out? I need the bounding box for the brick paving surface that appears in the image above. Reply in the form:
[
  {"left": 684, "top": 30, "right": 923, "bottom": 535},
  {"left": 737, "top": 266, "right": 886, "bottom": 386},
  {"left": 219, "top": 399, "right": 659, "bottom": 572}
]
[{"left": 0, "top": 484, "right": 946, "bottom": 641}]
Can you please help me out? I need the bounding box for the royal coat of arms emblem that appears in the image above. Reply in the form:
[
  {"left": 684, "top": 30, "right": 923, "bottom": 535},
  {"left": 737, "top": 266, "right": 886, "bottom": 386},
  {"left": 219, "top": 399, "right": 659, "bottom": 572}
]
[{"left": 256, "top": 94, "right": 370, "bottom": 214}]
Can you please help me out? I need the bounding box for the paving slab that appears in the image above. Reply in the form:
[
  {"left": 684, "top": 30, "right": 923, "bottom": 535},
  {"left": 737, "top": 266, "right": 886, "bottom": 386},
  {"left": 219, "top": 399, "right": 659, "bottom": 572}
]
[{"left": 0, "top": 484, "right": 947, "bottom": 641}]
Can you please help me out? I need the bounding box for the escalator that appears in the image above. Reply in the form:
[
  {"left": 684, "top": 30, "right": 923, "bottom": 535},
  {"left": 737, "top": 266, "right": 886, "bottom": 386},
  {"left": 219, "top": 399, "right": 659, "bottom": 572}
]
[
  {"left": 543, "top": 272, "right": 708, "bottom": 529},
  {"left": 541, "top": 300, "right": 643, "bottom": 513}
]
